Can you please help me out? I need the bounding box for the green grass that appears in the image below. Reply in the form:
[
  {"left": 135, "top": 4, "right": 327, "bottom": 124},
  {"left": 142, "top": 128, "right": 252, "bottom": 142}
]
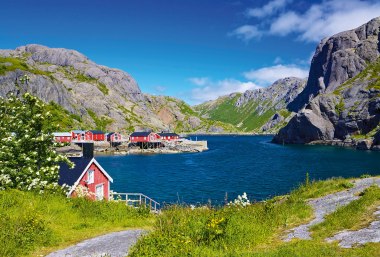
[
  {"left": 87, "top": 109, "right": 114, "bottom": 131},
  {"left": 75, "top": 73, "right": 109, "bottom": 95},
  {"left": 0, "top": 190, "right": 154, "bottom": 257},
  {"left": 44, "top": 101, "right": 82, "bottom": 131},
  {"left": 311, "top": 185, "right": 380, "bottom": 239},
  {"left": 0, "top": 56, "right": 52, "bottom": 77},
  {"left": 130, "top": 176, "right": 379, "bottom": 256}
]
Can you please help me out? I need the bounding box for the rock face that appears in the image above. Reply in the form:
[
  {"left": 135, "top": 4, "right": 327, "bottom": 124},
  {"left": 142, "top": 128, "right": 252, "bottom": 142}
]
[
  {"left": 195, "top": 77, "right": 306, "bottom": 133},
  {"left": 289, "top": 17, "right": 380, "bottom": 112},
  {"left": 0, "top": 44, "right": 229, "bottom": 133},
  {"left": 274, "top": 17, "right": 380, "bottom": 144}
]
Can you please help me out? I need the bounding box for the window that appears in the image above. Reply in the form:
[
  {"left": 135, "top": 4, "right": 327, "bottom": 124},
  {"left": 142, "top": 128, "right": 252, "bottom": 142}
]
[
  {"left": 88, "top": 170, "right": 94, "bottom": 184},
  {"left": 95, "top": 184, "right": 104, "bottom": 200}
]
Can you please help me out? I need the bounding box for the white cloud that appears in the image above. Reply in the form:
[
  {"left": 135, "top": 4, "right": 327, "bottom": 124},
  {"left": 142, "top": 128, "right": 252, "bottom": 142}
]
[
  {"left": 233, "top": 0, "right": 380, "bottom": 43},
  {"left": 229, "top": 25, "right": 262, "bottom": 41},
  {"left": 247, "top": 0, "right": 291, "bottom": 18},
  {"left": 154, "top": 85, "right": 166, "bottom": 93},
  {"left": 188, "top": 77, "right": 209, "bottom": 86},
  {"left": 243, "top": 64, "right": 308, "bottom": 85},
  {"left": 269, "top": 0, "right": 380, "bottom": 42},
  {"left": 189, "top": 78, "right": 261, "bottom": 104}
]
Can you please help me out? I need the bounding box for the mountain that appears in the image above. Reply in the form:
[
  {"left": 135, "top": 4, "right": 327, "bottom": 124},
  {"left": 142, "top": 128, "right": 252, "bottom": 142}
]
[
  {"left": 0, "top": 44, "right": 234, "bottom": 133},
  {"left": 274, "top": 17, "right": 380, "bottom": 148},
  {"left": 195, "top": 77, "right": 306, "bottom": 133}
]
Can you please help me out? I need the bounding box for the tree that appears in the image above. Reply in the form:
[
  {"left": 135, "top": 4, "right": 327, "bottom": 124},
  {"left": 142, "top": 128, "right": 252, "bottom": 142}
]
[{"left": 0, "top": 92, "right": 72, "bottom": 192}]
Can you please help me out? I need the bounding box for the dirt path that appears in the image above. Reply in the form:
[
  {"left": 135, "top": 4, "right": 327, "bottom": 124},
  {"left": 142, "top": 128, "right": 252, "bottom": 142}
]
[
  {"left": 46, "top": 229, "right": 145, "bottom": 257},
  {"left": 284, "top": 177, "right": 380, "bottom": 242}
]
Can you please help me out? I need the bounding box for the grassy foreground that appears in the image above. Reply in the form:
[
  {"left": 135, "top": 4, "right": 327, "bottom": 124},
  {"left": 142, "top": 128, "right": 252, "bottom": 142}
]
[
  {"left": 0, "top": 190, "right": 154, "bottom": 257},
  {"left": 130, "top": 177, "right": 380, "bottom": 257}
]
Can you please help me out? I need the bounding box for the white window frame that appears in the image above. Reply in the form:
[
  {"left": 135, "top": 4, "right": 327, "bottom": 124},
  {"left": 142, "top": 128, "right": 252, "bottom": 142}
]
[
  {"left": 88, "top": 170, "right": 94, "bottom": 184},
  {"left": 95, "top": 184, "right": 104, "bottom": 200}
]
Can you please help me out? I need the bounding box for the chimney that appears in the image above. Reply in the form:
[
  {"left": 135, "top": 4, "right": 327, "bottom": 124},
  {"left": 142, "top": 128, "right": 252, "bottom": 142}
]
[{"left": 82, "top": 143, "right": 94, "bottom": 158}]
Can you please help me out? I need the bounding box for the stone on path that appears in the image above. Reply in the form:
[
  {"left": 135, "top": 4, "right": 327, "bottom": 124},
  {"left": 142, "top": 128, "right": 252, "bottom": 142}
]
[
  {"left": 326, "top": 207, "right": 380, "bottom": 248},
  {"left": 46, "top": 229, "right": 145, "bottom": 257},
  {"left": 284, "top": 178, "right": 380, "bottom": 242}
]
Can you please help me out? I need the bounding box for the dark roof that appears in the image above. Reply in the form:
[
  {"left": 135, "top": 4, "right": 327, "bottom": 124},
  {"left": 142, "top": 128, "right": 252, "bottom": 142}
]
[
  {"left": 88, "top": 130, "right": 104, "bottom": 135},
  {"left": 58, "top": 157, "right": 92, "bottom": 186},
  {"left": 130, "top": 132, "right": 152, "bottom": 137},
  {"left": 158, "top": 132, "right": 179, "bottom": 137}
]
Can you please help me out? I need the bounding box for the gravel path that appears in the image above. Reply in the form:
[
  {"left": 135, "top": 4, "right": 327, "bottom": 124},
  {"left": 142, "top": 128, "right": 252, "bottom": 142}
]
[
  {"left": 326, "top": 206, "right": 380, "bottom": 248},
  {"left": 284, "top": 177, "right": 380, "bottom": 242},
  {"left": 46, "top": 229, "right": 145, "bottom": 257}
]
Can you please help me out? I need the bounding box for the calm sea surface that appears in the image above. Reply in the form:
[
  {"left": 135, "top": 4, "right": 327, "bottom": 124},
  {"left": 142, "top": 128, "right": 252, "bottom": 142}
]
[{"left": 96, "top": 136, "right": 380, "bottom": 205}]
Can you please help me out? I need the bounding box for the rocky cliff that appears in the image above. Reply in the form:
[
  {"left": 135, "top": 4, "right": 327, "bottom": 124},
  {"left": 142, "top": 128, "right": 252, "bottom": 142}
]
[
  {"left": 195, "top": 77, "right": 306, "bottom": 133},
  {"left": 274, "top": 17, "right": 380, "bottom": 148},
  {"left": 0, "top": 44, "right": 233, "bottom": 133}
]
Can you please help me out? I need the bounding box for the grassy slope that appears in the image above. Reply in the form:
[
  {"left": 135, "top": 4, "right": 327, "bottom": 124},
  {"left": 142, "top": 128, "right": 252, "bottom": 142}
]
[
  {"left": 130, "top": 176, "right": 380, "bottom": 256},
  {"left": 195, "top": 95, "right": 281, "bottom": 133},
  {"left": 0, "top": 190, "right": 154, "bottom": 257}
]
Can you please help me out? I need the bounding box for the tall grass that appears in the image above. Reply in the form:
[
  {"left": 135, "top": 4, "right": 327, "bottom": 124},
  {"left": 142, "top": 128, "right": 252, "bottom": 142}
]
[
  {"left": 0, "top": 190, "right": 154, "bottom": 257},
  {"left": 130, "top": 177, "right": 380, "bottom": 256}
]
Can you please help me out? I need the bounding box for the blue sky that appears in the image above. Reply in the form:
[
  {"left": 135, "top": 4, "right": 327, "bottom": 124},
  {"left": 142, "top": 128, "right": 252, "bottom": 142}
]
[{"left": 1, "top": 0, "right": 379, "bottom": 104}]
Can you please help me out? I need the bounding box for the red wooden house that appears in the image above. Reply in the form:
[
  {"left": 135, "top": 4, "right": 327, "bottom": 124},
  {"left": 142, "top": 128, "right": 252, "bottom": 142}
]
[
  {"left": 129, "top": 132, "right": 160, "bottom": 143},
  {"left": 106, "top": 132, "right": 123, "bottom": 142},
  {"left": 53, "top": 132, "right": 72, "bottom": 143},
  {"left": 59, "top": 156, "right": 113, "bottom": 201},
  {"left": 71, "top": 130, "right": 86, "bottom": 141},
  {"left": 158, "top": 132, "right": 180, "bottom": 141},
  {"left": 85, "top": 130, "right": 105, "bottom": 141}
]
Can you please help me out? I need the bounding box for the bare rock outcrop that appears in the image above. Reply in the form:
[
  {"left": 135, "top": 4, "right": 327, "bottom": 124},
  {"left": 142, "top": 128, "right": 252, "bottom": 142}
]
[{"left": 275, "top": 17, "right": 380, "bottom": 145}]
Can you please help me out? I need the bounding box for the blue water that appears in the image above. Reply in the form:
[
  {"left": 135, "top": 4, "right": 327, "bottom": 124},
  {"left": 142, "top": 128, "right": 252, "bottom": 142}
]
[{"left": 96, "top": 136, "right": 380, "bottom": 205}]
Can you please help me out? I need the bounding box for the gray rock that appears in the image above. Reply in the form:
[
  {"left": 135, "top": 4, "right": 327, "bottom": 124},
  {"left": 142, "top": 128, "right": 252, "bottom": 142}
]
[
  {"left": 373, "top": 130, "right": 380, "bottom": 145},
  {"left": 289, "top": 17, "right": 380, "bottom": 112},
  {"left": 275, "top": 17, "right": 380, "bottom": 145},
  {"left": 356, "top": 139, "right": 373, "bottom": 150},
  {"left": 261, "top": 113, "right": 284, "bottom": 132}
]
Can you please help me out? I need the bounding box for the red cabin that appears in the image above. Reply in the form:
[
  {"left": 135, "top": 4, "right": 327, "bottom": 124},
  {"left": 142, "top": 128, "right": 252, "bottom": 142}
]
[
  {"left": 106, "top": 132, "right": 123, "bottom": 142},
  {"left": 158, "top": 132, "right": 180, "bottom": 141},
  {"left": 129, "top": 132, "right": 160, "bottom": 143},
  {"left": 71, "top": 130, "right": 86, "bottom": 141},
  {"left": 85, "top": 130, "right": 105, "bottom": 141},
  {"left": 53, "top": 132, "right": 72, "bottom": 143},
  {"left": 59, "top": 157, "right": 113, "bottom": 201}
]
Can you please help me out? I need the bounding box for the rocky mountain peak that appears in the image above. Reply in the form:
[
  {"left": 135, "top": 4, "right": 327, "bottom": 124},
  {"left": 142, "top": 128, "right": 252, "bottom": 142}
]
[{"left": 289, "top": 17, "right": 380, "bottom": 112}]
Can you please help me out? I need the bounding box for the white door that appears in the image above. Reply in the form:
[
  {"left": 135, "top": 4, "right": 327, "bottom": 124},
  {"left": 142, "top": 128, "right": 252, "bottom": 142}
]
[{"left": 95, "top": 184, "right": 104, "bottom": 200}]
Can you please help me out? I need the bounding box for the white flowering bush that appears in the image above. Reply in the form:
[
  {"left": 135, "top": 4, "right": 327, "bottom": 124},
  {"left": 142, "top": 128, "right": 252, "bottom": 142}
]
[
  {"left": 74, "top": 185, "right": 95, "bottom": 199},
  {"left": 228, "top": 192, "right": 251, "bottom": 207},
  {"left": 0, "top": 92, "right": 72, "bottom": 192}
]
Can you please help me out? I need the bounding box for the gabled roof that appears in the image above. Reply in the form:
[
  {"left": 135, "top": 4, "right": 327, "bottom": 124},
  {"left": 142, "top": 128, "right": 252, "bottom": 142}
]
[
  {"left": 158, "top": 132, "right": 179, "bottom": 137},
  {"left": 72, "top": 130, "right": 85, "bottom": 134},
  {"left": 53, "top": 132, "right": 72, "bottom": 137},
  {"left": 130, "top": 132, "right": 152, "bottom": 137},
  {"left": 59, "top": 157, "right": 113, "bottom": 196},
  {"left": 88, "top": 130, "right": 104, "bottom": 135}
]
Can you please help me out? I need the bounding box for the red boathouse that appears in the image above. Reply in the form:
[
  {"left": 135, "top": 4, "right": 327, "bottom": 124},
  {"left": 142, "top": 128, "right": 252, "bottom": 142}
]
[
  {"left": 53, "top": 132, "right": 72, "bottom": 143},
  {"left": 129, "top": 132, "right": 160, "bottom": 143},
  {"left": 158, "top": 132, "right": 180, "bottom": 141},
  {"left": 85, "top": 130, "right": 105, "bottom": 141}
]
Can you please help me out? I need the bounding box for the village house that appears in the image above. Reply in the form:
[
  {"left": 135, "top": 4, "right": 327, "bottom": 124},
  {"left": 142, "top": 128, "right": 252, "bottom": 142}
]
[
  {"left": 58, "top": 144, "right": 113, "bottom": 200},
  {"left": 129, "top": 131, "right": 160, "bottom": 143},
  {"left": 53, "top": 132, "right": 72, "bottom": 143},
  {"left": 71, "top": 130, "right": 85, "bottom": 141},
  {"left": 158, "top": 132, "right": 180, "bottom": 141},
  {"left": 85, "top": 130, "right": 105, "bottom": 141},
  {"left": 106, "top": 132, "right": 123, "bottom": 142}
]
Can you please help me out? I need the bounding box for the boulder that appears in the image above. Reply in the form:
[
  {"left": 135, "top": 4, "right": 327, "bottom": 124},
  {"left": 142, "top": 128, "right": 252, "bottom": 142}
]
[{"left": 356, "top": 139, "right": 373, "bottom": 150}]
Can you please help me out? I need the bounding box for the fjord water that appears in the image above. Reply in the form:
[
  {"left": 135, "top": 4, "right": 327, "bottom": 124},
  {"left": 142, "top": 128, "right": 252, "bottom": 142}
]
[{"left": 96, "top": 136, "right": 380, "bottom": 205}]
